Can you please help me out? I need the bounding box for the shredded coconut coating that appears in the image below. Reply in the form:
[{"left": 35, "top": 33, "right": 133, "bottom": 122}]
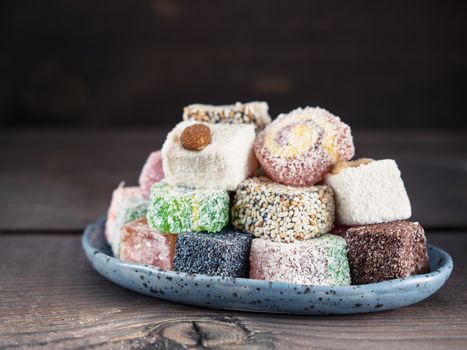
[
  {"left": 162, "top": 121, "right": 258, "bottom": 191},
  {"left": 173, "top": 228, "right": 253, "bottom": 278},
  {"left": 120, "top": 217, "right": 177, "bottom": 270},
  {"left": 147, "top": 182, "right": 229, "bottom": 234},
  {"left": 138, "top": 150, "right": 165, "bottom": 199},
  {"left": 105, "top": 183, "right": 147, "bottom": 258},
  {"left": 250, "top": 235, "right": 351, "bottom": 286},
  {"left": 343, "top": 221, "right": 429, "bottom": 284},
  {"left": 231, "top": 177, "right": 335, "bottom": 243},
  {"left": 183, "top": 101, "right": 271, "bottom": 131},
  {"left": 324, "top": 159, "right": 411, "bottom": 225},
  {"left": 255, "top": 106, "right": 354, "bottom": 186}
]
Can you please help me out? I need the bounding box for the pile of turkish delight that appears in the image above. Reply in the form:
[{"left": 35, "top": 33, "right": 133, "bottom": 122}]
[{"left": 105, "top": 102, "right": 429, "bottom": 286}]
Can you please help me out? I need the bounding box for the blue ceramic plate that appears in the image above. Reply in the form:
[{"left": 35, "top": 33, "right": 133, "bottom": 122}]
[{"left": 82, "top": 217, "right": 453, "bottom": 315}]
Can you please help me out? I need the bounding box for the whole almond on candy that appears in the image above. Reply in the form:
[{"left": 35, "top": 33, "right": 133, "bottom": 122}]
[{"left": 180, "top": 123, "right": 212, "bottom": 151}]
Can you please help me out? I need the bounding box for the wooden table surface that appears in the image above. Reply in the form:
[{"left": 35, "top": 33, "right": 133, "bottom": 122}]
[{"left": 1, "top": 128, "right": 466, "bottom": 349}]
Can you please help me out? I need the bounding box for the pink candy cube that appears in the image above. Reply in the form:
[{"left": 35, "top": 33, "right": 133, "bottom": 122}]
[
  {"left": 120, "top": 217, "right": 176, "bottom": 270},
  {"left": 249, "top": 235, "right": 351, "bottom": 286},
  {"left": 139, "top": 151, "right": 165, "bottom": 198},
  {"left": 105, "top": 184, "right": 146, "bottom": 257}
]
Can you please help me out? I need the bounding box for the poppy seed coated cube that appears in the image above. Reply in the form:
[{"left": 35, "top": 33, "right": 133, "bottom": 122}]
[{"left": 173, "top": 229, "right": 253, "bottom": 278}]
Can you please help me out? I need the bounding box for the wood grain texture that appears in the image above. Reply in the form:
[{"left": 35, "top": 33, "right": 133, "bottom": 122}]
[
  {"left": 0, "top": 232, "right": 466, "bottom": 349},
  {"left": 1, "top": 129, "right": 466, "bottom": 231},
  {"left": 1, "top": 1, "right": 466, "bottom": 128}
]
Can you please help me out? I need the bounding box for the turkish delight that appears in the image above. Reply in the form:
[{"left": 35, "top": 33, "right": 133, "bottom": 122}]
[
  {"left": 342, "top": 221, "right": 429, "bottom": 284},
  {"left": 249, "top": 234, "right": 351, "bottom": 285},
  {"left": 162, "top": 121, "right": 258, "bottom": 191},
  {"left": 231, "top": 177, "right": 335, "bottom": 242},
  {"left": 183, "top": 101, "right": 271, "bottom": 131},
  {"left": 105, "top": 184, "right": 147, "bottom": 257},
  {"left": 254, "top": 106, "right": 354, "bottom": 186},
  {"left": 120, "top": 217, "right": 176, "bottom": 270},
  {"left": 324, "top": 159, "right": 411, "bottom": 225},
  {"left": 147, "top": 182, "right": 229, "bottom": 234},
  {"left": 139, "top": 150, "right": 165, "bottom": 198},
  {"left": 173, "top": 228, "right": 253, "bottom": 278}
]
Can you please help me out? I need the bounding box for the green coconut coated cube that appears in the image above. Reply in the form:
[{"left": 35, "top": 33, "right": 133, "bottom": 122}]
[{"left": 147, "top": 182, "right": 229, "bottom": 233}]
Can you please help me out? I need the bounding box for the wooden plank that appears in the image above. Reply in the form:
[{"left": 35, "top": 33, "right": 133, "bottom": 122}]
[
  {"left": 1, "top": 1, "right": 466, "bottom": 128},
  {"left": 1, "top": 129, "right": 466, "bottom": 231},
  {"left": 0, "top": 232, "right": 465, "bottom": 349},
  {"left": 0, "top": 129, "right": 168, "bottom": 231}
]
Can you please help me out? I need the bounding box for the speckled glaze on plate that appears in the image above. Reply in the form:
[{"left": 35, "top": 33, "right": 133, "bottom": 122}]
[{"left": 82, "top": 217, "right": 453, "bottom": 315}]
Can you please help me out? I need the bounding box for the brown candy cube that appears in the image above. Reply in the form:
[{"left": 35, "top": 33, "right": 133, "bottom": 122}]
[{"left": 343, "top": 221, "right": 429, "bottom": 284}]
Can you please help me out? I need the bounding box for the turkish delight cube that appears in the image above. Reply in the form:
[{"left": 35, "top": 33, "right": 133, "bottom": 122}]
[
  {"left": 343, "top": 221, "right": 429, "bottom": 284},
  {"left": 231, "top": 177, "right": 335, "bottom": 242},
  {"left": 162, "top": 121, "right": 258, "bottom": 191},
  {"left": 324, "top": 159, "right": 411, "bottom": 225},
  {"left": 183, "top": 101, "right": 271, "bottom": 131},
  {"left": 120, "top": 217, "right": 176, "bottom": 270},
  {"left": 173, "top": 228, "right": 253, "bottom": 278},
  {"left": 105, "top": 184, "right": 147, "bottom": 257},
  {"left": 147, "top": 182, "right": 229, "bottom": 234},
  {"left": 249, "top": 234, "right": 351, "bottom": 286},
  {"left": 138, "top": 150, "right": 165, "bottom": 198}
]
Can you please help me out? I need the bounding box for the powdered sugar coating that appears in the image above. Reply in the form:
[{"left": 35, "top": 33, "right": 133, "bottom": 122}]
[
  {"left": 139, "top": 150, "right": 165, "bottom": 198},
  {"left": 324, "top": 159, "right": 411, "bottom": 225},
  {"left": 120, "top": 217, "right": 177, "bottom": 270},
  {"left": 162, "top": 121, "right": 258, "bottom": 191},
  {"left": 255, "top": 106, "right": 354, "bottom": 186},
  {"left": 250, "top": 235, "right": 351, "bottom": 286},
  {"left": 231, "top": 177, "right": 335, "bottom": 242},
  {"left": 147, "top": 182, "right": 229, "bottom": 234},
  {"left": 105, "top": 184, "right": 147, "bottom": 257}
]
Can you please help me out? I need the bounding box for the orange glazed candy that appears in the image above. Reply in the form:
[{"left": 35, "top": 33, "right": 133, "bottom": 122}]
[{"left": 120, "top": 217, "right": 176, "bottom": 270}]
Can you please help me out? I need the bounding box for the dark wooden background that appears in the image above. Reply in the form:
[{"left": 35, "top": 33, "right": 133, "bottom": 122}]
[
  {"left": 1, "top": 0, "right": 467, "bottom": 128},
  {"left": 1, "top": 3, "right": 467, "bottom": 347}
]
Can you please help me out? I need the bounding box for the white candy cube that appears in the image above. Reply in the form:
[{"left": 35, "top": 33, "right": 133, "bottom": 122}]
[
  {"left": 324, "top": 159, "right": 411, "bottom": 225},
  {"left": 162, "top": 121, "right": 258, "bottom": 191}
]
